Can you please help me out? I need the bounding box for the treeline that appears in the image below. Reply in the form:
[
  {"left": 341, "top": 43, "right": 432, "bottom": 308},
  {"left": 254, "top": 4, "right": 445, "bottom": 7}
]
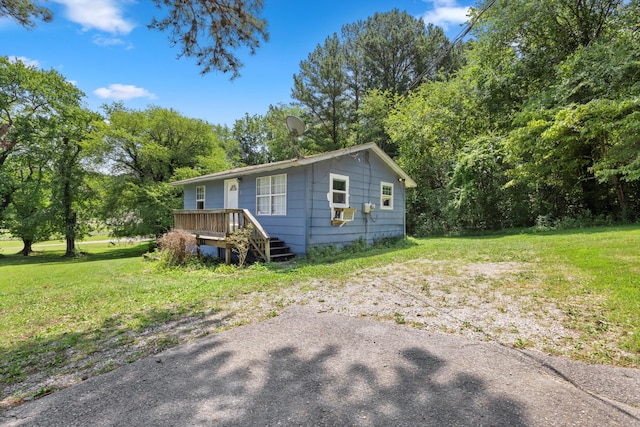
[
  {"left": 1, "top": 1, "right": 638, "bottom": 255},
  {"left": 236, "top": 1, "right": 640, "bottom": 235},
  {"left": 388, "top": 0, "right": 640, "bottom": 235}
]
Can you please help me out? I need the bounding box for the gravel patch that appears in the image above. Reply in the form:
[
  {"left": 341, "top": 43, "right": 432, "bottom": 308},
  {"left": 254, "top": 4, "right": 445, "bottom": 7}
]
[{"left": 2, "top": 258, "right": 634, "bottom": 411}]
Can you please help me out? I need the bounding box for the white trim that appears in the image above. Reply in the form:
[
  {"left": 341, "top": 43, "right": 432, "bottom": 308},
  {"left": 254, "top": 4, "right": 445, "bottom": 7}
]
[
  {"left": 256, "top": 173, "right": 287, "bottom": 216},
  {"left": 196, "top": 185, "right": 205, "bottom": 210},
  {"left": 224, "top": 179, "right": 239, "bottom": 209},
  {"left": 380, "top": 181, "right": 394, "bottom": 210},
  {"left": 329, "top": 173, "right": 349, "bottom": 209},
  {"left": 171, "top": 142, "right": 417, "bottom": 188}
]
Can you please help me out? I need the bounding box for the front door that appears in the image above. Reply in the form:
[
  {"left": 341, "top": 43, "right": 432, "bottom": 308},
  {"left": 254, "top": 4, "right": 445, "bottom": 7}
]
[
  {"left": 224, "top": 179, "right": 239, "bottom": 209},
  {"left": 224, "top": 179, "right": 240, "bottom": 230}
]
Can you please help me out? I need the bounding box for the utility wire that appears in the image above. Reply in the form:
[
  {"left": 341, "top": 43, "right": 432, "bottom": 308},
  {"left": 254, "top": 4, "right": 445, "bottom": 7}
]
[{"left": 404, "top": 0, "right": 497, "bottom": 95}]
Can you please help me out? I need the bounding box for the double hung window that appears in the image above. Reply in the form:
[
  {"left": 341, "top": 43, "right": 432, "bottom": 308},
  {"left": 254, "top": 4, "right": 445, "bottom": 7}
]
[
  {"left": 196, "top": 186, "right": 205, "bottom": 210},
  {"left": 256, "top": 174, "right": 287, "bottom": 215},
  {"left": 330, "top": 174, "right": 349, "bottom": 208},
  {"left": 380, "top": 182, "right": 393, "bottom": 210}
]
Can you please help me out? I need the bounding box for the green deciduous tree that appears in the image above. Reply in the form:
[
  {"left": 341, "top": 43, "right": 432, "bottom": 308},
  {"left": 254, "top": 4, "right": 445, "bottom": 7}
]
[
  {"left": 48, "top": 107, "right": 103, "bottom": 256},
  {"left": 0, "top": 57, "right": 97, "bottom": 255},
  {"left": 3, "top": 142, "right": 52, "bottom": 255},
  {"left": 231, "top": 113, "right": 271, "bottom": 166},
  {"left": 387, "top": 70, "right": 490, "bottom": 234},
  {"left": 99, "top": 104, "right": 229, "bottom": 236},
  {"left": 449, "top": 136, "right": 508, "bottom": 230}
]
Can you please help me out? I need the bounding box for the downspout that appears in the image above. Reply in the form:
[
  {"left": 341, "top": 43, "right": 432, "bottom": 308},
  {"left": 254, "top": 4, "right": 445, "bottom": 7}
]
[
  {"left": 307, "top": 164, "right": 314, "bottom": 254},
  {"left": 402, "top": 179, "right": 407, "bottom": 240}
]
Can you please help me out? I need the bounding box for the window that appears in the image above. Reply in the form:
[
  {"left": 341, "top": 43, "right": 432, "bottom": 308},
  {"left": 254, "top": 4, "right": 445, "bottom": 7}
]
[
  {"left": 256, "top": 174, "right": 287, "bottom": 215},
  {"left": 196, "top": 186, "right": 205, "bottom": 210},
  {"left": 330, "top": 173, "right": 349, "bottom": 208},
  {"left": 380, "top": 182, "right": 393, "bottom": 210},
  {"left": 329, "top": 173, "right": 354, "bottom": 225}
]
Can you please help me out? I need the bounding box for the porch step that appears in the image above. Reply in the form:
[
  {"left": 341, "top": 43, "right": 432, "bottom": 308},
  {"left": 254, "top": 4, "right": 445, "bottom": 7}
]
[{"left": 269, "top": 238, "right": 295, "bottom": 262}]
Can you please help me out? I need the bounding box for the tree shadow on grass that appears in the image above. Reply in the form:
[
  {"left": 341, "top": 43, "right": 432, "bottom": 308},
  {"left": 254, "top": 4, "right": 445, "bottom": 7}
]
[{"left": 0, "top": 306, "right": 234, "bottom": 408}]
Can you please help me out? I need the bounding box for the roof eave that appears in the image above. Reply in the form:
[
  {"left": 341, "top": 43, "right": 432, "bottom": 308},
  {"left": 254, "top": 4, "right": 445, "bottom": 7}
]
[{"left": 170, "top": 142, "right": 417, "bottom": 188}]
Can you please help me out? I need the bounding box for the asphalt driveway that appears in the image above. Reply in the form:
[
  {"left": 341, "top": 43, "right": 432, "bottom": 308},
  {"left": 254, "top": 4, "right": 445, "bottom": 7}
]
[{"left": 3, "top": 306, "right": 640, "bottom": 426}]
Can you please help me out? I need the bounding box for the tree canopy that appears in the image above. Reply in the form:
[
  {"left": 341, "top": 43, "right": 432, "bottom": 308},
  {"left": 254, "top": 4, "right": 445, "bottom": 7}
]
[{"left": 292, "top": 9, "right": 463, "bottom": 154}]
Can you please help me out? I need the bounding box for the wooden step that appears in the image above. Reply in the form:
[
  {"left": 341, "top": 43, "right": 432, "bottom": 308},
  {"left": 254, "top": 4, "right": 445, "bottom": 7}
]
[{"left": 268, "top": 237, "right": 295, "bottom": 262}]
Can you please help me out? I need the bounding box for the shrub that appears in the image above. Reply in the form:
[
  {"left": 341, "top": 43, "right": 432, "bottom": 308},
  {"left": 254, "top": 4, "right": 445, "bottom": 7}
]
[
  {"left": 227, "top": 224, "right": 254, "bottom": 267},
  {"left": 157, "top": 229, "right": 198, "bottom": 267}
]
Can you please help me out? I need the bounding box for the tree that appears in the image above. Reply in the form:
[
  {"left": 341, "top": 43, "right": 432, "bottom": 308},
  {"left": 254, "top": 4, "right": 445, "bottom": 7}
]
[
  {"left": 292, "top": 10, "right": 461, "bottom": 153},
  {"left": 3, "top": 140, "right": 52, "bottom": 255},
  {"left": 2, "top": 0, "right": 268, "bottom": 77},
  {"left": 343, "top": 10, "right": 455, "bottom": 95},
  {"left": 387, "top": 70, "right": 490, "bottom": 234},
  {"left": 101, "top": 104, "right": 227, "bottom": 182},
  {"left": 99, "top": 104, "right": 229, "bottom": 236},
  {"left": 0, "top": 57, "right": 92, "bottom": 254},
  {"left": 148, "top": 0, "right": 268, "bottom": 78},
  {"left": 469, "top": 0, "right": 624, "bottom": 121},
  {"left": 232, "top": 113, "right": 271, "bottom": 166},
  {"left": 0, "top": 56, "right": 66, "bottom": 206},
  {"left": 0, "top": 0, "right": 52, "bottom": 28},
  {"left": 49, "top": 109, "right": 103, "bottom": 257},
  {"left": 448, "top": 136, "right": 511, "bottom": 230},
  {"left": 292, "top": 33, "right": 349, "bottom": 152},
  {"left": 263, "top": 103, "right": 307, "bottom": 161},
  {"left": 351, "top": 89, "right": 400, "bottom": 156},
  {"left": 229, "top": 104, "right": 307, "bottom": 165}
]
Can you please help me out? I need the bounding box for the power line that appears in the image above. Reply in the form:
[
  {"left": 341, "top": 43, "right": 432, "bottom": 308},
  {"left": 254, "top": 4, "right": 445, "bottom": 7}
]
[{"left": 405, "top": 0, "right": 497, "bottom": 94}]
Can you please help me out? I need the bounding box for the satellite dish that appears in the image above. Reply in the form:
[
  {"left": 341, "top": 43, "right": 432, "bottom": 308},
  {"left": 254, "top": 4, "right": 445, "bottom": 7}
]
[{"left": 286, "top": 115, "right": 305, "bottom": 137}]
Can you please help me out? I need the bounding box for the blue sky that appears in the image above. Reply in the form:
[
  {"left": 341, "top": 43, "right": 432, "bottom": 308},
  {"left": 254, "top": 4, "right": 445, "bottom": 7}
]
[{"left": 3, "top": 0, "right": 475, "bottom": 127}]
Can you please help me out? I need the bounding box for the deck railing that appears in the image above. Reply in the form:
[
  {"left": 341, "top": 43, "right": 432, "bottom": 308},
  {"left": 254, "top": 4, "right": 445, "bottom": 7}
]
[{"left": 173, "top": 209, "right": 271, "bottom": 262}]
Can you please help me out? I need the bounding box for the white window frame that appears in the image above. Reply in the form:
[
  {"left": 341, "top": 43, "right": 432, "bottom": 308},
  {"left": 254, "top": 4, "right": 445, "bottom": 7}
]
[
  {"left": 196, "top": 185, "right": 205, "bottom": 210},
  {"left": 329, "top": 173, "right": 349, "bottom": 209},
  {"left": 256, "top": 174, "right": 287, "bottom": 216},
  {"left": 380, "top": 181, "right": 394, "bottom": 210}
]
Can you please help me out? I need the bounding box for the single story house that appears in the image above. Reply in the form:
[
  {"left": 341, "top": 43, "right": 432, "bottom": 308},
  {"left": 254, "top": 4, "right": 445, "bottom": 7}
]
[{"left": 171, "top": 142, "right": 416, "bottom": 263}]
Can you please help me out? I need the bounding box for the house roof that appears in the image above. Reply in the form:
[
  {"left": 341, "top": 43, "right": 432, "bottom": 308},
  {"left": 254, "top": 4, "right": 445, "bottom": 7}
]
[{"left": 171, "top": 142, "right": 417, "bottom": 188}]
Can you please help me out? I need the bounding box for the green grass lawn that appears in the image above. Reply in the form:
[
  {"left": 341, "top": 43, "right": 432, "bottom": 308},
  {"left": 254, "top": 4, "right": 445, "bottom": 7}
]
[{"left": 1, "top": 226, "right": 639, "bottom": 405}]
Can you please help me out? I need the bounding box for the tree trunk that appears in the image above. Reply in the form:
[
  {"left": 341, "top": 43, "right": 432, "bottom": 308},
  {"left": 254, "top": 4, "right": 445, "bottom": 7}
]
[
  {"left": 60, "top": 136, "right": 79, "bottom": 257},
  {"left": 19, "top": 239, "right": 33, "bottom": 256},
  {"left": 611, "top": 174, "right": 628, "bottom": 213},
  {"left": 63, "top": 210, "right": 77, "bottom": 257}
]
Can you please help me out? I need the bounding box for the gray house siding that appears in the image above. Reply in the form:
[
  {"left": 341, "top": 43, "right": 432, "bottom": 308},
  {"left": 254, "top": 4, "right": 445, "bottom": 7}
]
[
  {"left": 175, "top": 143, "right": 414, "bottom": 258},
  {"left": 305, "top": 151, "right": 406, "bottom": 251},
  {"left": 249, "top": 167, "right": 307, "bottom": 255},
  {"left": 183, "top": 181, "right": 225, "bottom": 209},
  {"left": 182, "top": 168, "right": 308, "bottom": 255}
]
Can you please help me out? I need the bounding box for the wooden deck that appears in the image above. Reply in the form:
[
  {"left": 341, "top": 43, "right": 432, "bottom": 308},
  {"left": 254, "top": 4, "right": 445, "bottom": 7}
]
[{"left": 173, "top": 209, "right": 271, "bottom": 264}]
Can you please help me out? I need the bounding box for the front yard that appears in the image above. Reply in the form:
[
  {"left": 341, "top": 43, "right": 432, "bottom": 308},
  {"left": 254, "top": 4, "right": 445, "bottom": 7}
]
[{"left": 1, "top": 226, "right": 639, "bottom": 409}]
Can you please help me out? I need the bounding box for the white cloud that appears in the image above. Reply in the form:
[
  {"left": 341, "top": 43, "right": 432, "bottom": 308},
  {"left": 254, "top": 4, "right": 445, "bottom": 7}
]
[
  {"left": 7, "top": 56, "right": 41, "bottom": 67},
  {"left": 53, "top": 0, "right": 135, "bottom": 34},
  {"left": 92, "top": 35, "right": 125, "bottom": 46},
  {"left": 420, "top": 0, "right": 471, "bottom": 30},
  {"left": 94, "top": 84, "right": 156, "bottom": 100}
]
